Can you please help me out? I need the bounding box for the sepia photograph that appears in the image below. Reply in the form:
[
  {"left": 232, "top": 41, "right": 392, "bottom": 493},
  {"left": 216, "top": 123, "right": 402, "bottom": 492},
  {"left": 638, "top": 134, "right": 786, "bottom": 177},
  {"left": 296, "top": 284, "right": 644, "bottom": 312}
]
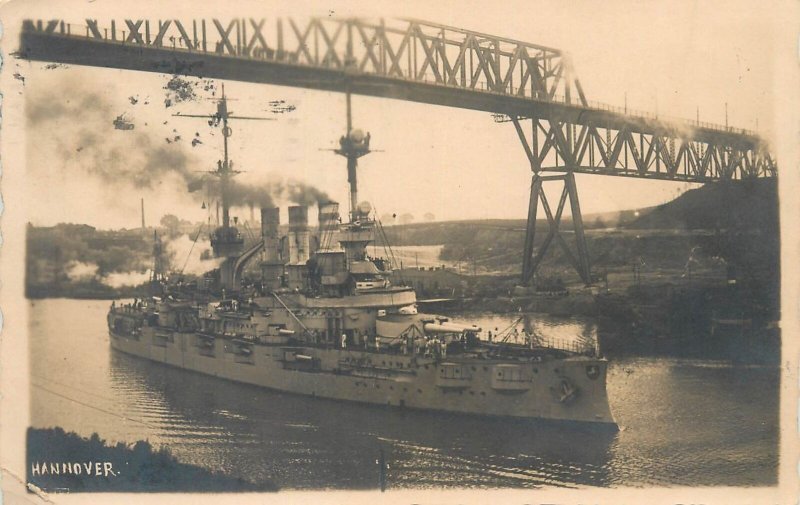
[{"left": 0, "top": 0, "right": 797, "bottom": 503}]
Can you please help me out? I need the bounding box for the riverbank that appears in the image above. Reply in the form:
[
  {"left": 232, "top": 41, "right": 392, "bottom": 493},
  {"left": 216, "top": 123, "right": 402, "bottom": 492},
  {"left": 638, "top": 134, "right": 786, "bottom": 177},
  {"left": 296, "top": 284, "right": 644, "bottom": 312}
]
[
  {"left": 27, "top": 427, "right": 278, "bottom": 493},
  {"left": 419, "top": 276, "right": 780, "bottom": 364}
]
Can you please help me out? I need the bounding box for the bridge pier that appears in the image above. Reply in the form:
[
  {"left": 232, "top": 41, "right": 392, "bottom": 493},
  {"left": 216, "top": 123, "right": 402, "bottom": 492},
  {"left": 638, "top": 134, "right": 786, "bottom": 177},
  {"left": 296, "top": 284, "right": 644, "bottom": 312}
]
[{"left": 521, "top": 172, "right": 591, "bottom": 287}]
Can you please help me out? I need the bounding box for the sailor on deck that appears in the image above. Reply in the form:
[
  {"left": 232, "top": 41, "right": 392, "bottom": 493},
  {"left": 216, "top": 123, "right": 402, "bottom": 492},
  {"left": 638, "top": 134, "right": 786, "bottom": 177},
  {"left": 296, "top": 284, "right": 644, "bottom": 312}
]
[
  {"left": 341, "top": 333, "right": 347, "bottom": 349},
  {"left": 431, "top": 338, "right": 440, "bottom": 360}
]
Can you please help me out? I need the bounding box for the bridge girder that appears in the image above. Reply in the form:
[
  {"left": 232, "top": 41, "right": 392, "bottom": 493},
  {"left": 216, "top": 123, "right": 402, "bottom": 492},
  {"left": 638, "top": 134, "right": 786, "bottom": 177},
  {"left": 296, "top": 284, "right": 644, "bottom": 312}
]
[
  {"left": 19, "top": 17, "right": 775, "bottom": 182},
  {"left": 510, "top": 116, "right": 776, "bottom": 182}
]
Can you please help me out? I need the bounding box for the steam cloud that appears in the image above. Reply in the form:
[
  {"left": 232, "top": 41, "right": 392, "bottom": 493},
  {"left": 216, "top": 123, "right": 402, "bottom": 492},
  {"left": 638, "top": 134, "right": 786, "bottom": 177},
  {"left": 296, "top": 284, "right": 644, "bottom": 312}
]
[
  {"left": 166, "top": 234, "right": 222, "bottom": 276},
  {"left": 62, "top": 232, "right": 224, "bottom": 285},
  {"left": 65, "top": 260, "right": 150, "bottom": 287},
  {"left": 65, "top": 261, "right": 99, "bottom": 281},
  {"left": 27, "top": 76, "right": 329, "bottom": 211},
  {"left": 104, "top": 271, "right": 152, "bottom": 288}
]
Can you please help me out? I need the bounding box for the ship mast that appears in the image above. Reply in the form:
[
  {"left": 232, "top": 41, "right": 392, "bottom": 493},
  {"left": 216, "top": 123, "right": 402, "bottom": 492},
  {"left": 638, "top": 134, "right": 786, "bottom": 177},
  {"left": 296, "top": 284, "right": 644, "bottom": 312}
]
[
  {"left": 345, "top": 91, "right": 356, "bottom": 218},
  {"left": 335, "top": 89, "right": 371, "bottom": 223},
  {"left": 328, "top": 91, "right": 383, "bottom": 281},
  {"left": 173, "top": 83, "right": 272, "bottom": 290},
  {"left": 149, "top": 230, "right": 167, "bottom": 294},
  {"left": 219, "top": 84, "right": 233, "bottom": 231},
  {"left": 204, "top": 84, "right": 245, "bottom": 259}
]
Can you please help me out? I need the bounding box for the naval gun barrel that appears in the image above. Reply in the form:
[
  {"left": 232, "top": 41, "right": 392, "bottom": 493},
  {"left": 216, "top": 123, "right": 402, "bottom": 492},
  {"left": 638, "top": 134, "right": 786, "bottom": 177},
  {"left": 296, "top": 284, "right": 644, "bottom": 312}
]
[{"left": 424, "top": 322, "right": 482, "bottom": 334}]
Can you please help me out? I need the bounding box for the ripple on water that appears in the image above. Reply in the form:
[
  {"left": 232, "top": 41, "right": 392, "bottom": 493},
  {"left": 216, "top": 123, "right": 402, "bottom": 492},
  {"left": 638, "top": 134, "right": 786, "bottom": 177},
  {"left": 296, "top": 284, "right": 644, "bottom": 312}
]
[{"left": 28, "top": 299, "right": 779, "bottom": 489}]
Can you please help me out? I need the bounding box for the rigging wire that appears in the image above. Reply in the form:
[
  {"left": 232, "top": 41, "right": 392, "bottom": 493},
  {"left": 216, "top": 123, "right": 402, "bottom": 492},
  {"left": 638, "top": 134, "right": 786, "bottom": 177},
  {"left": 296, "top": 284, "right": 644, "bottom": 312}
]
[
  {"left": 180, "top": 223, "right": 206, "bottom": 275},
  {"left": 242, "top": 221, "right": 256, "bottom": 241},
  {"left": 320, "top": 209, "right": 336, "bottom": 252},
  {"left": 31, "top": 373, "right": 125, "bottom": 405},
  {"left": 372, "top": 204, "right": 404, "bottom": 285},
  {"left": 31, "top": 382, "right": 161, "bottom": 430},
  {"left": 311, "top": 206, "right": 339, "bottom": 280},
  {"left": 499, "top": 316, "right": 525, "bottom": 344}
]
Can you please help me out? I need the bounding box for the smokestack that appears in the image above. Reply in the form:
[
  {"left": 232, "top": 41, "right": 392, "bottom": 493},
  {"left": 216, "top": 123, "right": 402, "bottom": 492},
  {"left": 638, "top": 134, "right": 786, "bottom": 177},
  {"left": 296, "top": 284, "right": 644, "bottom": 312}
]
[
  {"left": 260, "top": 207, "right": 281, "bottom": 262},
  {"left": 317, "top": 201, "right": 340, "bottom": 252},
  {"left": 141, "top": 198, "right": 145, "bottom": 231},
  {"left": 288, "top": 205, "right": 310, "bottom": 264},
  {"left": 261, "top": 207, "right": 282, "bottom": 290}
]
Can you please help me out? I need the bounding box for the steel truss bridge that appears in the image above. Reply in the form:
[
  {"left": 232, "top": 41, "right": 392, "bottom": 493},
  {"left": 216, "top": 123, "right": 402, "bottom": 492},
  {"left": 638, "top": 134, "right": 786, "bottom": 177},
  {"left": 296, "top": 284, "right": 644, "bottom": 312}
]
[{"left": 18, "top": 17, "right": 778, "bottom": 286}]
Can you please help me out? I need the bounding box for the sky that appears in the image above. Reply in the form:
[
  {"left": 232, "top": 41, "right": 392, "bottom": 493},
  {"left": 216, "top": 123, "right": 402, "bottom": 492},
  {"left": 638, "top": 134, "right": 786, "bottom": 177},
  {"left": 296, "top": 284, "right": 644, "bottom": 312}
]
[{"left": 9, "top": 0, "right": 782, "bottom": 230}]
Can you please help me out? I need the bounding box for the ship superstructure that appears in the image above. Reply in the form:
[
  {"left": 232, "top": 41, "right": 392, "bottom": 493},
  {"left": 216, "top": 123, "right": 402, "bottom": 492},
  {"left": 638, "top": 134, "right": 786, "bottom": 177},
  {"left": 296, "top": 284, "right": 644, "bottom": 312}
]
[{"left": 107, "top": 89, "right": 616, "bottom": 427}]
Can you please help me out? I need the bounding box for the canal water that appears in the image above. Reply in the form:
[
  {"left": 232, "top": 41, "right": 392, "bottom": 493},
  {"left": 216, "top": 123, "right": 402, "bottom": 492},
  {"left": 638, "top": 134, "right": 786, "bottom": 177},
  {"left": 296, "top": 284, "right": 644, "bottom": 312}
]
[{"left": 28, "top": 299, "right": 779, "bottom": 489}]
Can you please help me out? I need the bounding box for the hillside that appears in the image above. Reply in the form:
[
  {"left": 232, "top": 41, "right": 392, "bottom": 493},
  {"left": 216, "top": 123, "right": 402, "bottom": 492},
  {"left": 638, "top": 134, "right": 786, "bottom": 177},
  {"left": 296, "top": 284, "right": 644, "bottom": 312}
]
[
  {"left": 379, "top": 180, "right": 778, "bottom": 290},
  {"left": 626, "top": 178, "right": 777, "bottom": 232},
  {"left": 25, "top": 179, "right": 778, "bottom": 302},
  {"left": 380, "top": 208, "right": 646, "bottom": 247},
  {"left": 382, "top": 178, "right": 777, "bottom": 244}
]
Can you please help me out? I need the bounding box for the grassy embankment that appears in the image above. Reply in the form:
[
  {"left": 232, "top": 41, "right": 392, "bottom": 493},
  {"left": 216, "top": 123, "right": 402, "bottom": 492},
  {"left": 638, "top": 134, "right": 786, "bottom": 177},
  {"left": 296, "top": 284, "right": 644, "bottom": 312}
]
[
  {"left": 388, "top": 179, "right": 779, "bottom": 345},
  {"left": 27, "top": 427, "right": 277, "bottom": 492}
]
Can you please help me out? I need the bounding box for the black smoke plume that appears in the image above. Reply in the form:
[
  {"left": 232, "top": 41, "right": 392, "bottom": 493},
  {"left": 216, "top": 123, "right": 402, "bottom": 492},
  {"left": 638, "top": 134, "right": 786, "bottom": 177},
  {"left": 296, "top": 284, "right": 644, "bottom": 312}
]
[
  {"left": 27, "top": 77, "right": 195, "bottom": 190},
  {"left": 27, "top": 76, "right": 328, "bottom": 210}
]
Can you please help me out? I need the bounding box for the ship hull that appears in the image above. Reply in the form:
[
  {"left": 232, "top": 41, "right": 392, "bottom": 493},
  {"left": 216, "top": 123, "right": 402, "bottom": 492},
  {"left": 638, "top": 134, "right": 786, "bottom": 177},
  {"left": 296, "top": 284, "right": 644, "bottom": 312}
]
[{"left": 109, "top": 328, "right": 617, "bottom": 427}]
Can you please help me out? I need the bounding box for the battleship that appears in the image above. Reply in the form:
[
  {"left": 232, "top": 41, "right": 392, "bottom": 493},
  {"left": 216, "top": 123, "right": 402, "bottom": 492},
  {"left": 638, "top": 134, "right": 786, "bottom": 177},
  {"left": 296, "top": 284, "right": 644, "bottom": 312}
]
[{"left": 107, "top": 89, "right": 616, "bottom": 427}]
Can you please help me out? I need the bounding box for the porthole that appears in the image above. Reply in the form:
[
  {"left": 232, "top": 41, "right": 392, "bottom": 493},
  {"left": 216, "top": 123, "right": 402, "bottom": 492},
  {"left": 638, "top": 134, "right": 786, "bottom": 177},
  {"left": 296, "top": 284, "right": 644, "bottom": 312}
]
[
  {"left": 480, "top": 391, "right": 486, "bottom": 396},
  {"left": 417, "top": 389, "right": 422, "bottom": 394}
]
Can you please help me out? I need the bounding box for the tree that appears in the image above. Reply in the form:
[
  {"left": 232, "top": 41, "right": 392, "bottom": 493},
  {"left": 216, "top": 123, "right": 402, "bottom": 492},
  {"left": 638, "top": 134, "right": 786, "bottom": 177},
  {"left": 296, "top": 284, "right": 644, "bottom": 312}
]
[{"left": 160, "top": 214, "right": 180, "bottom": 237}]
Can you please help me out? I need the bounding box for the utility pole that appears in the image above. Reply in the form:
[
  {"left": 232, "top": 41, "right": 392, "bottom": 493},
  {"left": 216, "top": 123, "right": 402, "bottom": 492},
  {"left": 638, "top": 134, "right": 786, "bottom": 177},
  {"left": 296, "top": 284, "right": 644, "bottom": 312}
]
[{"left": 725, "top": 102, "right": 729, "bottom": 129}]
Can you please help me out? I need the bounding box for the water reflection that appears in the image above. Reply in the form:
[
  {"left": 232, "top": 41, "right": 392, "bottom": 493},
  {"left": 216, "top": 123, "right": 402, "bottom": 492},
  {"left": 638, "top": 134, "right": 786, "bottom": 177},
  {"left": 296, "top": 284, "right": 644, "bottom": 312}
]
[
  {"left": 456, "top": 312, "right": 598, "bottom": 351},
  {"left": 30, "top": 299, "right": 778, "bottom": 489},
  {"left": 108, "top": 350, "right": 616, "bottom": 489}
]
